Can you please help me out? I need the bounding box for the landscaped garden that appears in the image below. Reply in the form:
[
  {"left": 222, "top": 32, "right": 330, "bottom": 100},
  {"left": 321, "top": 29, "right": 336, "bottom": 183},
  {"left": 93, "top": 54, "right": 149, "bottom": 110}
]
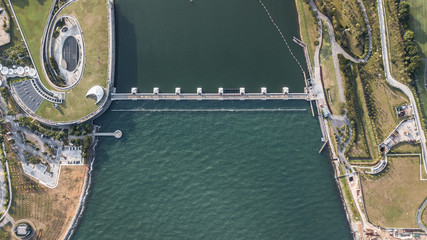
[{"left": 11, "top": 0, "right": 110, "bottom": 122}]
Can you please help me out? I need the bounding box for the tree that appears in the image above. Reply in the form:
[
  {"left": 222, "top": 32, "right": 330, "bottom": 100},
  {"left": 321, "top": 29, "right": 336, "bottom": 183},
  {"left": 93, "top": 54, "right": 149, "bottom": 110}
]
[
  {"left": 398, "top": 1, "right": 410, "bottom": 26},
  {"left": 405, "top": 44, "right": 418, "bottom": 56},
  {"left": 403, "top": 30, "right": 415, "bottom": 42},
  {"left": 408, "top": 56, "right": 422, "bottom": 73}
]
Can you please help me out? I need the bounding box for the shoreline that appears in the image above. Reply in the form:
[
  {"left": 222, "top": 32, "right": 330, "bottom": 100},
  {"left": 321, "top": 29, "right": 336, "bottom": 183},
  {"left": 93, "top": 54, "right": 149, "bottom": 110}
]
[
  {"left": 62, "top": 0, "right": 115, "bottom": 238},
  {"left": 62, "top": 134, "right": 98, "bottom": 240},
  {"left": 294, "top": 0, "right": 357, "bottom": 238},
  {"left": 64, "top": 1, "right": 353, "bottom": 239}
]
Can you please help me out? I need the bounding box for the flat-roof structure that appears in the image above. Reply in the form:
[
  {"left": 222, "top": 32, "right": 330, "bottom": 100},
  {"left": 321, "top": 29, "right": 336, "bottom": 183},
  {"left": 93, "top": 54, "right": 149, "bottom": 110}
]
[{"left": 11, "top": 80, "right": 44, "bottom": 112}]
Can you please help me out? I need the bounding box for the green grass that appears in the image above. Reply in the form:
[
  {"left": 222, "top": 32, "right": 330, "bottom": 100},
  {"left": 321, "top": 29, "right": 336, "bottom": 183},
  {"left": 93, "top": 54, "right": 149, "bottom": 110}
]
[
  {"left": 339, "top": 177, "right": 361, "bottom": 221},
  {"left": 410, "top": 0, "right": 427, "bottom": 124},
  {"left": 295, "top": 0, "right": 317, "bottom": 67},
  {"left": 389, "top": 142, "right": 421, "bottom": 154},
  {"left": 355, "top": 73, "right": 379, "bottom": 160},
  {"left": 11, "top": 0, "right": 109, "bottom": 122},
  {"left": 315, "top": 0, "right": 367, "bottom": 57},
  {"left": 410, "top": 0, "right": 427, "bottom": 57},
  {"left": 35, "top": 0, "right": 109, "bottom": 122},
  {"left": 10, "top": 0, "right": 52, "bottom": 90},
  {"left": 361, "top": 156, "right": 427, "bottom": 228},
  {"left": 320, "top": 22, "right": 342, "bottom": 115}
]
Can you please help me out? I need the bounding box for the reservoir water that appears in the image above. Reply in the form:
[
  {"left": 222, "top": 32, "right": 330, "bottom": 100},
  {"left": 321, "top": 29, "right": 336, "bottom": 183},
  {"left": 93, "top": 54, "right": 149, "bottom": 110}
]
[
  {"left": 72, "top": 0, "right": 352, "bottom": 239},
  {"left": 114, "top": 0, "right": 307, "bottom": 93}
]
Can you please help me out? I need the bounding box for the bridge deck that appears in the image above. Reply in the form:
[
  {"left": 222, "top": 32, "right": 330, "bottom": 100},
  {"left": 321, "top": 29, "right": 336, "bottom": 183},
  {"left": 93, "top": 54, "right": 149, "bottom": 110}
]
[{"left": 111, "top": 93, "right": 313, "bottom": 101}]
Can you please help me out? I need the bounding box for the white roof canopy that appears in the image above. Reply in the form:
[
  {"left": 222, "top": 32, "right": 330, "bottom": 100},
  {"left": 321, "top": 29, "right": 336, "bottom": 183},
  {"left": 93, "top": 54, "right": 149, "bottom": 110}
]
[{"left": 85, "top": 86, "right": 104, "bottom": 104}]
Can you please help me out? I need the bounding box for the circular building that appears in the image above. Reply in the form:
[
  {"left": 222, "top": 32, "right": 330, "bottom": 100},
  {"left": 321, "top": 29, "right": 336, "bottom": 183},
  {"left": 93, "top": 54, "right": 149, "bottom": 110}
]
[
  {"left": 1, "top": 67, "right": 8, "bottom": 75},
  {"left": 28, "top": 69, "right": 36, "bottom": 77},
  {"left": 17, "top": 66, "right": 24, "bottom": 75},
  {"left": 12, "top": 220, "right": 35, "bottom": 240}
]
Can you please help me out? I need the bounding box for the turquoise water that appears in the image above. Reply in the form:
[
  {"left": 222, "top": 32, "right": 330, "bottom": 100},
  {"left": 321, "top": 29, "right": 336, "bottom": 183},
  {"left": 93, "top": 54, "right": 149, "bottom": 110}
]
[{"left": 72, "top": 102, "right": 351, "bottom": 240}]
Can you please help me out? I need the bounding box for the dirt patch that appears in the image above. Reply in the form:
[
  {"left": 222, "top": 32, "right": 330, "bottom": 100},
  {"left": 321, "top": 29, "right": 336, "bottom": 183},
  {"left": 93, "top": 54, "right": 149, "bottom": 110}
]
[
  {"left": 7, "top": 149, "right": 87, "bottom": 240},
  {"left": 361, "top": 156, "right": 427, "bottom": 228},
  {"left": 0, "top": 8, "right": 10, "bottom": 47}
]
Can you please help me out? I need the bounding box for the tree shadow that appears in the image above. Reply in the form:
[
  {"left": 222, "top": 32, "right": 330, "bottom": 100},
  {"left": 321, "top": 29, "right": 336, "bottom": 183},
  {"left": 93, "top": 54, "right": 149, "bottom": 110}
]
[
  {"left": 10, "top": 0, "right": 29, "bottom": 8},
  {"left": 36, "top": 0, "right": 47, "bottom": 5},
  {"left": 411, "top": 16, "right": 427, "bottom": 46},
  {"left": 56, "top": 104, "right": 64, "bottom": 115}
]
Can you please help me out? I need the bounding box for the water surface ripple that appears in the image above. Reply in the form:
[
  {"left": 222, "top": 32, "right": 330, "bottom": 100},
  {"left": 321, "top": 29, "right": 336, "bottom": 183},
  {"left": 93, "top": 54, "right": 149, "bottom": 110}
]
[{"left": 72, "top": 102, "right": 352, "bottom": 240}]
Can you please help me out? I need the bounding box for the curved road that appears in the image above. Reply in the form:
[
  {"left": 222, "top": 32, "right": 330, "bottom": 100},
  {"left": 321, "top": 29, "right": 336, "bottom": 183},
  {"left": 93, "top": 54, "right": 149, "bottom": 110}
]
[
  {"left": 310, "top": 0, "right": 372, "bottom": 103},
  {"left": 417, "top": 198, "right": 427, "bottom": 232},
  {"left": 376, "top": 0, "right": 427, "bottom": 232}
]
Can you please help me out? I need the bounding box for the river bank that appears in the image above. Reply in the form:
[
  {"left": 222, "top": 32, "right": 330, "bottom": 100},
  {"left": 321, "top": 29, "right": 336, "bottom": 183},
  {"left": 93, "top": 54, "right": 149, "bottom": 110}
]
[
  {"left": 62, "top": 134, "right": 97, "bottom": 240},
  {"left": 294, "top": 0, "right": 359, "bottom": 238}
]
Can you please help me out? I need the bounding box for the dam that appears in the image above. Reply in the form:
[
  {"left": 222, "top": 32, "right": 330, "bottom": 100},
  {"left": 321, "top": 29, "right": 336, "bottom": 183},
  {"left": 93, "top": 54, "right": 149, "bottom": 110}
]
[{"left": 111, "top": 87, "right": 315, "bottom": 101}]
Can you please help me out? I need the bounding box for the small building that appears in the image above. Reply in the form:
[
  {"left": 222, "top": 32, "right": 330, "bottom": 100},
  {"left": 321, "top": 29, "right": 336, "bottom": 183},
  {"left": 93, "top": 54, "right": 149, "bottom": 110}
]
[
  {"left": 261, "top": 87, "right": 267, "bottom": 94},
  {"left": 1, "top": 67, "right": 7, "bottom": 75},
  {"left": 395, "top": 104, "right": 413, "bottom": 118},
  {"left": 15, "top": 223, "right": 31, "bottom": 237},
  {"left": 0, "top": 8, "right": 3, "bottom": 14},
  {"left": 175, "top": 87, "right": 181, "bottom": 95},
  {"left": 218, "top": 87, "right": 224, "bottom": 95},
  {"left": 239, "top": 87, "right": 245, "bottom": 95},
  {"left": 85, "top": 86, "right": 104, "bottom": 104},
  {"left": 131, "top": 87, "right": 138, "bottom": 95},
  {"left": 197, "top": 88, "right": 202, "bottom": 95},
  {"left": 153, "top": 87, "right": 159, "bottom": 95},
  {"left": 282, "top": 87, "right": 289, "bottom": 94},
  {"left": 321, "top": 106, "right": 329, "bottom": 118}
]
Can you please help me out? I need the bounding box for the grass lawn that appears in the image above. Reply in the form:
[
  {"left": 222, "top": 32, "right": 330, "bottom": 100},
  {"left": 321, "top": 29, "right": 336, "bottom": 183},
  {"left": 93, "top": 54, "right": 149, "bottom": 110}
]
[
  {"left": 354, "top": 72, "right": 379, "bottom": 160},
  {"left": 410, "top": 0, "right": 427, "bottom": 126},
  {"left": 389, "top": 142, "right": 421, "bottom": 154},
  {"left": 295, "top": 0, "right": 318, "bottom": 67},
  {"left": 383, "top": 0, "right": 410, "bottom": 84},
  {"left": 361, "top": 156, "right": 427, "bottom": 228},
  {"left": 347, "top": 70, "right": 407, "bottom": 161},
  {"left": 410, "top": 0, "right": 427, "bottom": 58},
  {"left": 338, "top": 177, "right": 361, "bottom": 221},
  {"left": 10, "top": 0, "right": 52, "bottom": 89},
  {"left": 315, "top": 0, "right": 367, "bottom": 57},
  {"left": 5, "top": 140, "right": 87, "bottom": 240},
  {"left": 320, "top": 22, "right": 342, "bottom": 115},
  {"left": 35, "top": 0, "right": 109, "bottom": 122},
  {"left": 345, "top": 0, "right": 408, "bottom": 161}
]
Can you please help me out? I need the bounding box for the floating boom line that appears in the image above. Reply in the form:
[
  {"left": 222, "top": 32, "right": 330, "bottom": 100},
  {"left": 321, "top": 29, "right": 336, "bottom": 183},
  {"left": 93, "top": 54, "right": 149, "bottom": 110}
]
[{"left": 257, "top": 0, "right": 306, "bottom": 80}]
